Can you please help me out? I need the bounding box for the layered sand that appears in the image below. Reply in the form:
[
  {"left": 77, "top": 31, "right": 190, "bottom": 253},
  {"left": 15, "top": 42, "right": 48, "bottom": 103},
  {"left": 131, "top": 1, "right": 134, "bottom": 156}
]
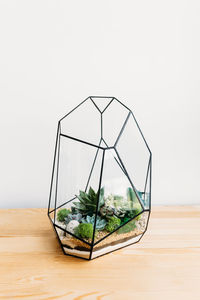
[{"left": 57, "top": 212, "right": 148, "bottom": 258}]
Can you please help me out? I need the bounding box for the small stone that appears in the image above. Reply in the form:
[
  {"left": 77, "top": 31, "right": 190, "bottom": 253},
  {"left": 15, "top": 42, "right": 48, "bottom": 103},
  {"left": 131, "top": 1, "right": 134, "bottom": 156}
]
[{"left": 66, "top": 220, "right": 79, "bottom": 234}]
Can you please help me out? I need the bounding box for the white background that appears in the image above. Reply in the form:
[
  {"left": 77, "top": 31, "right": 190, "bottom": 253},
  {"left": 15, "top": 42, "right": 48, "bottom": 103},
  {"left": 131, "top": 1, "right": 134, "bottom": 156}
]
[{"left": 0, "top": 0, "right": 200, "bottom": 208}]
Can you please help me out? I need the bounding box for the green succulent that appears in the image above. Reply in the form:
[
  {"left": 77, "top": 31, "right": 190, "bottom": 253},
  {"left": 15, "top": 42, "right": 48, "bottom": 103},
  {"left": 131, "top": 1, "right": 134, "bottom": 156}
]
[
  {"left": 113, "top": 195, "right": 124, "bottom": 204},
  {"left": 101, "top": 194, "right": 126, "bottom": 218},
  {"left": 82, "top": 215, "right": 107, "bottom": 230},
  {"left": 105, "top": 216, "right": 121, "bottom": 232},
  {"left": 117, "top": 219, "right": 136, "bottom": 234},
  {"left": 126, "top": 187, "right": 143, "bottom": 220},
  {"left": 127, "top": 187, "right": 137, "bottom": 206},
  {"left": 99, "top": 205, "right": 115, "bottom": 218},
  {"left": 65, "top": 213, "right": 82, "bottom": 224},
  {"left": 57, "top": 208, "right": 71, "bottom": 222},
  {"left": 101, "top": 188, "right": 143, "bottom": 220},
  {"left": 114, "top": 207, "right": 127, "bottom": 218},
  {"left": 73, "top": 187, "right": 105, "bottom": 216},
  {"left": 104, "top": 194, "right": 123, "bottom": 209},
  {"left": 126, "top": 203, "right": 142, "bottom": 221},
  {"left": 75, "top": 223, "right": 93, "bottom": 239}
]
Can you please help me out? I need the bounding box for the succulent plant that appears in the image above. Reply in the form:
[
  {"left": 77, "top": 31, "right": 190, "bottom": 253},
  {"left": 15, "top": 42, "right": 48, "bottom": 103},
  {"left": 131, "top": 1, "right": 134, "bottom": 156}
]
[
  {"left": 103, "top": 194, "right": 115, "bottom": 209},
  {"left": 57, "top": 208, "right": 71, "bottom": 222},
  {"left": 82, "top": 215, "right": 107, "bottom": 230},
  {"left": 117, "top": 219, "right": 136, "bottom": 234},
  {"left": 114, "top": 207, "right": 127, "bottom": 218},
  {"left": 99, "top": 205, "right": 115, "bottom": 218},
  {"left": 127, "top": 187, "right": 137, "bottom": 206},
  {"left": 100, "top": 194, "right": 125, "bottom": 218},
  {"left": 126, "top": 202, "right": 142, "bottom": 221},
  {"left": 124, "top": 187, "right": 142, "bottom": 220},
  {"left": 73, "top": 187, "right": 105, "bottom": 216},
  {"left": 75, "top": 223, "right": 93, "bottom": 239},
  {"left": 113, "top": 195, "right": 124, "bottom": 204},
  {"left": 135, "top": 203, "right": 143, "bottom": 218},
  {"left": 65, "top": 213, "right": 82, "bottom": 224},
  {"left": 105, "top": 216, "right": 121, "bottom": 232}
]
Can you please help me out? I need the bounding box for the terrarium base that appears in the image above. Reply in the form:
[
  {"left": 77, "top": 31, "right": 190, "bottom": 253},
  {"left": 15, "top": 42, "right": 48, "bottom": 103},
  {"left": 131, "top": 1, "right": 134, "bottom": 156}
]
[
  {"left": 56, "top": 212, "right": 148, "bottom": 259},
  {"left": 63, "top": 233, "right": 143, "bottom": 259}
]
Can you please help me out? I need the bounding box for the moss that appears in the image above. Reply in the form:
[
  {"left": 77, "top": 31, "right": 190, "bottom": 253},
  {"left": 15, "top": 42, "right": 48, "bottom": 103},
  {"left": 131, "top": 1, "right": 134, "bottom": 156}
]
[
  {"left": 75, "top": 223, "right": 93, "bottom": 239},
  {"left": 57, "top": 208, "right": 71, "bottom": 222},
  {"left": 117, "top": 219, "right": 136, "bottom": 234},
  {"left": 105, "top": 216, "right": 121, "bottom": 232}
]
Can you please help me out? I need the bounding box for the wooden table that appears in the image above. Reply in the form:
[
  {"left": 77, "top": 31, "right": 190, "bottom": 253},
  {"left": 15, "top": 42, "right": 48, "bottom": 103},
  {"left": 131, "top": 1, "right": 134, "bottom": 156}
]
[{"left": 0, "top": 206, "right": 200, "bottom": 300}]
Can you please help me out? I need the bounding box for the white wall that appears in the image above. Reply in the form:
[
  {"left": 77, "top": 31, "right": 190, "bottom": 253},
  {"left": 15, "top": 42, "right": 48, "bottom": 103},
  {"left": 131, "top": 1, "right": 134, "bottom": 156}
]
[{"left": 0, "top": 0, "right": 200, "bottom": 208}]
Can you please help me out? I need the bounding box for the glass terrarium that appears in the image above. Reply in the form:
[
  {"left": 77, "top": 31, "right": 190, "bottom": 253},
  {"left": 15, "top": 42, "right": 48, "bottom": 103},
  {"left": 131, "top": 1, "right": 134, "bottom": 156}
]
[{"left": 47, "top": 96, "right": 152, "bottom": 260}]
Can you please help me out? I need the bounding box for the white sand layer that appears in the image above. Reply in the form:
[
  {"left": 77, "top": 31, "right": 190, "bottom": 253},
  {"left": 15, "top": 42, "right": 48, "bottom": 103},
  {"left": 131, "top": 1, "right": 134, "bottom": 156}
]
[{"left": 63, "top": 234, "right": 142, "bottom": 259}]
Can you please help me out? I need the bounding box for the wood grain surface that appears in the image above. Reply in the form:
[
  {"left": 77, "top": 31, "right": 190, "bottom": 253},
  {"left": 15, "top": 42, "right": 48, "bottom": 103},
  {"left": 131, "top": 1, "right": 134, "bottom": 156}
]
[{"left": 0, "top": 206, "right": 200, "bottom": 300}]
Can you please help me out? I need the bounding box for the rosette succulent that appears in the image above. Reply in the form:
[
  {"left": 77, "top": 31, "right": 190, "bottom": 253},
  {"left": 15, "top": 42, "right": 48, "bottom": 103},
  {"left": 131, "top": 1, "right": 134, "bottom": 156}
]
[
  {"left": 65, "top": 213, "right": 82, "bottom": 224},
  {"left": 73, "top": 187, "right": 105, "bottom": 216},
  {"left": 125, "top": 188, "right": 143, "bottom": 220},
  {"left": 81, "top": 215, "right": 107, "bottom": 230},
  {"left": 100, "top": 194, "right": 125, "bottom": 218},
  {"left": 99, "top": 205, "right": 115, "bottom": 218}
]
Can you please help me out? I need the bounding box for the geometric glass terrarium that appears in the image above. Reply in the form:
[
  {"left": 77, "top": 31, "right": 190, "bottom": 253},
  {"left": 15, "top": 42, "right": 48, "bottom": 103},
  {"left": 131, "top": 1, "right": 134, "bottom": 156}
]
[{"left": 47, "top": 96, "right": 152, "bottom": 260}]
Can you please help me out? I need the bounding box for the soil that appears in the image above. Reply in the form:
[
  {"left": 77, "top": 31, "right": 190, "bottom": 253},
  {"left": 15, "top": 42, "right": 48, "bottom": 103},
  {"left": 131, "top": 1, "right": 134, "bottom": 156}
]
[{"left": 60, "top": 212, "right": 148, "bottom": 252}]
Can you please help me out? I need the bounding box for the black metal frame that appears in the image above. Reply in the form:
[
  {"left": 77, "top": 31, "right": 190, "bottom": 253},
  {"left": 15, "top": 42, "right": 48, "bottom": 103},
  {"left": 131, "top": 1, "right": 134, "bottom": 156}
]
[{"left": 47, "top": 96, "right": 152, "bottom": 260}]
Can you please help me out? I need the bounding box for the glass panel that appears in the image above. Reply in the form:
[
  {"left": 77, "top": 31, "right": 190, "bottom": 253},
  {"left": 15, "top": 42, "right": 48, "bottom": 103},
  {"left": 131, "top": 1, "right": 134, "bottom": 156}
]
[
  {"left": 54, "top": 226, "right": 91, "bottom": 259},
  {"left": 102, "top": 99, "right": 130, "bottom": 147},
  {"left": 54, "top": 137, "right": 104, "bottom": 244},
  {"left": 116, "top": 113, "right": 151, "bottom": 204},
  {"left": 54, "top": 135, "right": 102, "bottom": 211},
  {"left": 67, "top": 147, "right": 104, "bottom": 244},
  {"left": 92, "top": 211, "right": 149, "bottom": 259},
  {"left": 54, "top": 222, "right": 66, "bottom": 240},
  {"left": 63, "top": 241, "right": 91, "bottom": 259},
  {"left": 48, "top": 211, "right": 55, "bottom": 223},
  {"left": 48, "top": 125, "right": 60, "bottom": 214},
  {"left": 141, "top": 157, "right": 151, "bottom": 209},
  {"left": 61, "top": 98, "right": 101, "bottom": 146},
  {"left": 93, "top": 149, "right": 144, "bottom": 245}
]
